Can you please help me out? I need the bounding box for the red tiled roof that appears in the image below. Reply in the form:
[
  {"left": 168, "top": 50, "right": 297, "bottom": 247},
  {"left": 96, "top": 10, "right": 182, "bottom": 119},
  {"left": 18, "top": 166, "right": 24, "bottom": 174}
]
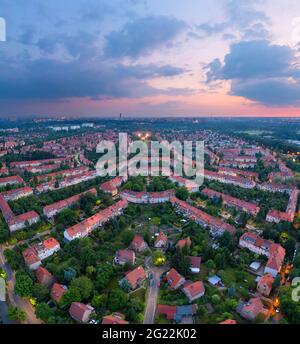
[
  {"left": 36, "top": 267, "right": 54, "bottom": 285},
  {"left": 2, "top": 186, "right": 33, "bottom": 200},
  {"left": 130, "top": 235, "right": 147, "bottom": 250},
  {"left": 202, "top": 187, "right": 260, "bottom": 215},
  {"left": 240, "top": 232, "right": 286, "bottom": 274},
  {"left": 166, "top": 268, "right": 185, "bottom": 289},
  {"left": 177, "top": 237, "right": 192, "bottom": 249},
  {"left": 116, "top": 250, "right": 135, "bottom": 264},
  {"left": 267, "top": 209, "right": 293, "bottom": 222},
  {"left": 154, "top": 232, "right": 168, "bottom": 246},
  {"left": 188, "top": 256, "right": 201, "bottom": 269},
  {"left": 36, "top": 166, "right": 88, "bottom": 182},
  {"left": 43, "top": 188, "right": 97, "bottom": 215},
  {"left": 65, "top": 198, "right": 128, "bottom": 239},
  {"left": 69, "top": 302, "right": 94, "bottom": 323},
  {"left": 100, "top": 177, "right": 125, "bottom": 193},
  {"left": 156, "top": 305, "right": 177, "bottom": 320},
  {"left": 23, "top": 247, "right": 40, "bottom": 266},
  {"left": 266, "top": 245, "right": 286, "bottom": 272},
  {"left": 183, "top": 281, "right": 205, "bottom": 298},
  {"left": 8, "top": 210, "right": 39, "bottom": 225},
  {"left": 258, "top": 274, "right": 274, "bottom": 290},
  {"left": 121, "top": 190, "right": 175, "bottom": 201},
  {"left": 241, "top": 297, "right": 264, "bottom": 317},
  {"left": 0, "top": 195, "right": 14, "bottom": 221},
  {"left": 10, "top": 158, "right": 65, "bottom": 168},
  {"left": 219, "top": 319, "right": 237, "bottom": 324},
  {"left": 170, "top": 197, "right": 236, "bottom": 235},
  {"left": 124, "top": 266, "right": 146, "bottom": 288},
  {"left": 102, "top": 313, "right": 129, "bottom": 324},
  {"left": 0, "top": 175, "right": 24, "bottom": 185},
  {"left": 43, "top": 237, "right": 60, "bottom": 250},
  {"left": 51, "top": 283, "right": 67, "bottom": 303}
]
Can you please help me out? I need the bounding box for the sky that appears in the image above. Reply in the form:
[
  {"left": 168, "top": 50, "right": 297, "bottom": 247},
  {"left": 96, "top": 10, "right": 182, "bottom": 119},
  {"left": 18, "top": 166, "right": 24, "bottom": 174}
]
[{"left": 1, "top": 0, "right": 300, "bottom": 118}]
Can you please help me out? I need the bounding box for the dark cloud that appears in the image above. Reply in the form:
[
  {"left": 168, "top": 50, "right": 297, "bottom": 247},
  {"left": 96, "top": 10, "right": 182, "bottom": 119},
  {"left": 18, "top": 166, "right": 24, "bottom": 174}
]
[
  {"left": 231, "top": 78, "right": 300, "bottom": 106},
  {"left": 0, "top": 54, "right": 189, "bottom": 101},
  {"left": 206, "top": 40, "right": 300, "bottom": 106},
  {"left": 208, "top": 40, "right": 294, "bottom": 80},
  {"left": 104, "top": 16, "right": 187, "bottom": 58}
]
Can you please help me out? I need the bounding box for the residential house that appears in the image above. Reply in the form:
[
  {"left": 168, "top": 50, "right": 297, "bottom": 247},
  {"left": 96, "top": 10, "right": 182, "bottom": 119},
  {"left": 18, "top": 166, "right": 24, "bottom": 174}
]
[
  {"left": 120, "top": 266, "right": 147, "bottom": 291},
  {"left": 0, "top": 175, "right": 24, "bottom": 187},
  {"left": 239, "top": 232, "right": 285, "bottom": 277},
  {"left": 202, "top": 188, "right": 260, "bottom": 216},
  {"left": 182, "top": 281, "right": 205, "bottom": 302},
  {"left": 237, "top": 297, "right": 270, "bottom": 321},
  {"left": 43, "top": 188, "right": 97, "bottom": 218},
  {"left": 114, "top": 250, "right": 136, "bottom": 266},
  {"left": 257, "top": 274, "right": 274, "bottom": 297},
  {"left": 176, "top": 237, "right": 192, "bottom": 250},
  {"left": 69, "top": 302, "right": 94, "bottom": 323},
  {"left": 154, "top": 232, "right": 168, "bottom": 250},
  {"left": 23, "top": 237, "right": 60, "bottom": 270},
  {"left": 170, "top": 197, "right": 236, "bottom": 237},
  {"left": 130, "top": 235, "right": 148, "bottom": 253},
  {"left": 166, "top": 268, "right": 186, "bottom": 290},
  {"left": 50, "top": 283, "right": 68, "bottom": 304},
  {"left": 35, "top": 267, "right": 55, "bottom": 288},
  {"left": 64, "top": 199, "right": 128, "bottom": 241},
  {"left": 156, "top": 304, "right": 198, "bottom": 324},
  {"left": 188, "top": 256, "right": 201, "bottom": 274}
]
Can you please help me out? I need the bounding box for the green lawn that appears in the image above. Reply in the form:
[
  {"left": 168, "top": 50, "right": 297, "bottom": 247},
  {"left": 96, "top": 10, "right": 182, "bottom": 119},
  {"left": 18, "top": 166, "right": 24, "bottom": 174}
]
[{"left": 130, "top": 286, "right": 146, "bottom": 302}]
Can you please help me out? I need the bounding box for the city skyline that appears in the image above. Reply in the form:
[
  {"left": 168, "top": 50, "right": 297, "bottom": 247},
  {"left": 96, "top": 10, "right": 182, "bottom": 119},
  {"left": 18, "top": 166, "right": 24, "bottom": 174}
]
[{"left": 1, "top": 0, "right": 300, "bottom": 118}]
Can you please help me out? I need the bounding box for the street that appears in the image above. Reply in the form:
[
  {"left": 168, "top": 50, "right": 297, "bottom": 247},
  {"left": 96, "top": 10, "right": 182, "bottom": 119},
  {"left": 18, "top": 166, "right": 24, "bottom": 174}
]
[
  {"left": 0, "top": 246, "right": 42, "bottom": 324},
  {"left": 143, "top": 257, "right": 169, "bottom": 324}
]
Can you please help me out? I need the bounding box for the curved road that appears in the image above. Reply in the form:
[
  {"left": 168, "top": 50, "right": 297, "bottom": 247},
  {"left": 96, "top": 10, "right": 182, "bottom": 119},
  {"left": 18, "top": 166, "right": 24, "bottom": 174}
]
[
  {"left": 0, "top": 246, "right": 41, "bottom": 324},
  {"left": 143, "top": 257, "right": 169, "bottom": 324}
]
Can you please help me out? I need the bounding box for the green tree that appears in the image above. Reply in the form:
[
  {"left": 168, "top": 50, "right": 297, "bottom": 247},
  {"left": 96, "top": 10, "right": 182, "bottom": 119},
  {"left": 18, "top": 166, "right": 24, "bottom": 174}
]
[
  {"left": 55, "top": 208, "right": 77, "bottom": 227},
  {"left": 91, "top": 293, "right": 107, "bottom": 310},
  {"left": 70, "top": 276, "right": 94, "bottom": 300},
  {"left": 108, "top": 289, "right": 128, "bottom": 312},
  {"left": 14, "top": 271, "right": 33, "bottom": 298},
  {"left": 4, "top": 249, "right": 22, "bottom": 271},
  {"left": 206, "top": 259, "right": 216, "bottom": 270},
  {"left": 211, "top": 294, "right": 221, "bottom": 305},
  {"left": 32, "top": 283, "right": 49, "bottom": 302},
  {"left": 61, "top": 287, "right": 81, "bottom": 305},
  {"left": 125, "top": 298, "right": 144, "bottom": 322},
  {"left": 171, "top": 248, "right": 191, "bottom": 275},
  {"left": 280, "top": 286, "right": 300, "bottom": 323},
  {"left": 8, "top": 306, "right": 26, "bottom": 322},
  {"left": 214, "top": 253, "right": 226, "bottom": 269},
  {"left": 0, "top": 225, "right": 9, "bottom": 243},
  {"left": 197, "top": 305, "right": 207, "bottom": 318},
  {"left": 175, "top": 187, "right": 189, "bottom": 201},
  {"left": 35, "top": 302, "right": 53, "bottom": 322},
  {"left": 120, "top": 229, "right": 135, "bottom": 246},
  {"left": 284, "top": 237, "right": 296, "bottom": 260}
]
